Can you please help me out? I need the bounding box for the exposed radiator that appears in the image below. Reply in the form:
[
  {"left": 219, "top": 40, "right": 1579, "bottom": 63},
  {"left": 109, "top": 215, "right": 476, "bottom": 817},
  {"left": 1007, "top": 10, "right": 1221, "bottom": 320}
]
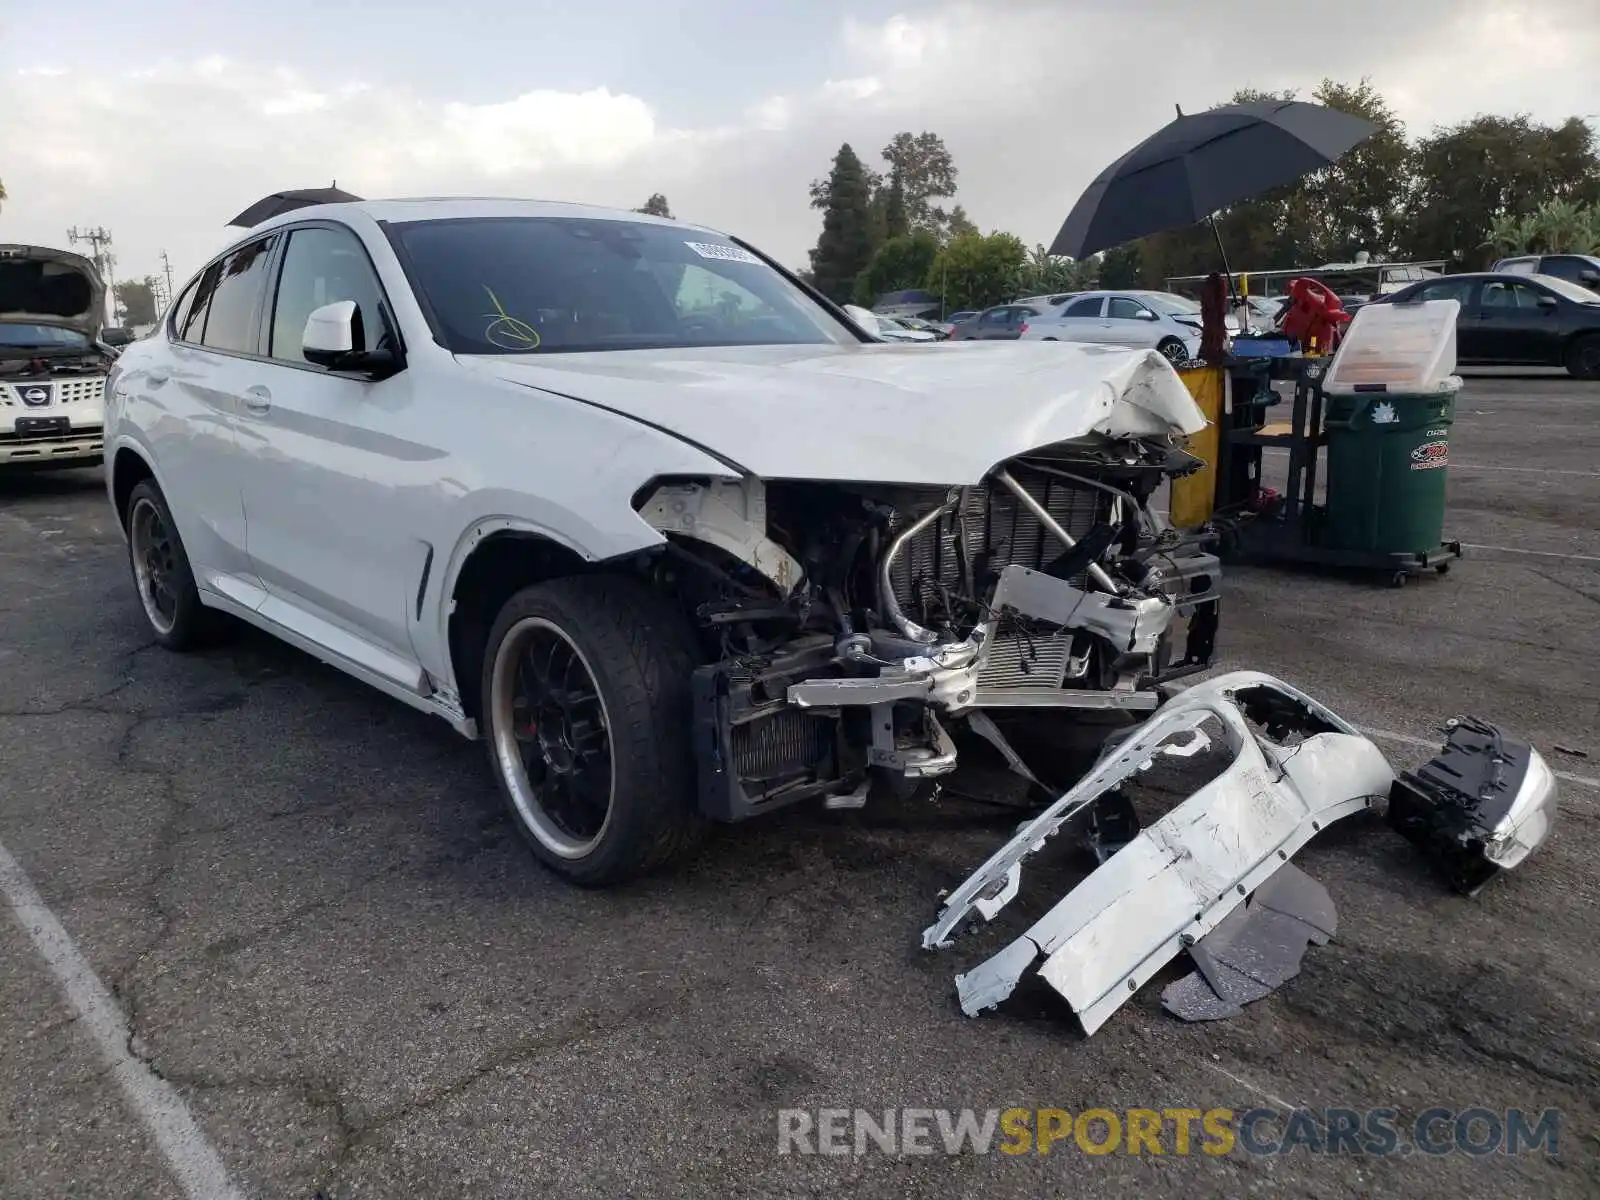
[{"left": 887, "top": 472, "right": 1107, "bottom": 623}]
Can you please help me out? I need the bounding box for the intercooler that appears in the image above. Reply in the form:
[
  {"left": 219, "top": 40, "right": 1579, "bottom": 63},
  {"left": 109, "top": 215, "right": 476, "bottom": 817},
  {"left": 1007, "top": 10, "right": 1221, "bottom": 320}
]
[
  {"left": 885, "top": 471, "right": 1110, "bottom": 693},
  {"left": 886, "top": 471, "right": 1108, "bottom": 626}
]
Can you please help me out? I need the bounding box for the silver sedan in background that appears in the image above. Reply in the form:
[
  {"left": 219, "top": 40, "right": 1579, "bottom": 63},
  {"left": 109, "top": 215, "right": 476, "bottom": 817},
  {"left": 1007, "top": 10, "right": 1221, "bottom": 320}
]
[{"left": 1020, "top": 290, "right": 1218, "bottom": 363}]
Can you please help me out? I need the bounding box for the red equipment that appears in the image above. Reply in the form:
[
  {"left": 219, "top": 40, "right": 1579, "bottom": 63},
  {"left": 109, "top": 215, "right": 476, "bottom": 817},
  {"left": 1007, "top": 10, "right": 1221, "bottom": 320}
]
[{"left": 1278, "top": 277, "right": 1352, "bottom": 353}]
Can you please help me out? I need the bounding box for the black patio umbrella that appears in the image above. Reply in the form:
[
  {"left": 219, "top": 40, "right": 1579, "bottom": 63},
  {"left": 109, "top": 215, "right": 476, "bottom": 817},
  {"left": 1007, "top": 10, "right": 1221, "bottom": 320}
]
[
  {"left": 1047, "top": 101, "right": 1377, "bottom": 262},
  {"left": 227, "top": 185, "right": 363, "bottom": 228}
]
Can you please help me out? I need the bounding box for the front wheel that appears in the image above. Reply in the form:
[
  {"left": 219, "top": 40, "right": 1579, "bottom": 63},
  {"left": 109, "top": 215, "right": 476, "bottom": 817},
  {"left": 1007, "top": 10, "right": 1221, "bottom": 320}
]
[
  {"left": 1157, "top": 338, "right": 1188, "bottom": 365},
  {"left": 480, "top": 576, "right": 703, "bottom": 886},
  {"left": 1565, "top": 334, "right": 1600, "bottom": 380}
]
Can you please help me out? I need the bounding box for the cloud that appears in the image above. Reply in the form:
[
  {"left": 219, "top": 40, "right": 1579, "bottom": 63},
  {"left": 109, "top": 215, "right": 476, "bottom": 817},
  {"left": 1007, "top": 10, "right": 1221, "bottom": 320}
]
[{"left": 1, "top": 0, "right": 1596, "bottom": 288}]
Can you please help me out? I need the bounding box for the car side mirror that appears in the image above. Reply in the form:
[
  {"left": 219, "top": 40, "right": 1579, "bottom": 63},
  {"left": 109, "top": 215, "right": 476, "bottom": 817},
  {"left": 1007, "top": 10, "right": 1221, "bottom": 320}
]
[
  {"left": 1537, "top": 295, "right": 1559, "bottom": 309},
  {"left": 1581, "top": 271, "right": 1599, "bottom": 286},
  {"left": 1138, "top": 310, "right": 1159, "bottom": 320},
  {"left": 302, "top": 300, "right": 400, "bottom": 379}
]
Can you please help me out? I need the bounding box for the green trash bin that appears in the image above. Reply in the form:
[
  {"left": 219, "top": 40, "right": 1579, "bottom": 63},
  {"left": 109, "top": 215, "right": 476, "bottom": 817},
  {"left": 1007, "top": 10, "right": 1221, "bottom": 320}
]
[{"left": 1319, "top": 379, "right": 1459, "bottom": 556}]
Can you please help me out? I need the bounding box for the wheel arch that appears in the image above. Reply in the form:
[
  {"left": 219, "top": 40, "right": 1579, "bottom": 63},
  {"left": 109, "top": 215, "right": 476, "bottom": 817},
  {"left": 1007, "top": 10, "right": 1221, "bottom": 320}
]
[
  {"left": 441, "top": 519, "right": 664, "bottom": 725},
  {"left": 108, "top": 439, "right": 161, "bottom": 534}
]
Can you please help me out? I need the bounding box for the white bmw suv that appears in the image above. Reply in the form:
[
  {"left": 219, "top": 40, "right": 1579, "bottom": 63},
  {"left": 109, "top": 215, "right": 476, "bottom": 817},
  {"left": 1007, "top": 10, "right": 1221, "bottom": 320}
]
[
  {"left": 104, "top": 196, "right": 1222, "bottom": 885},
  {"left": 1, "top": 244, "right": 115, "bottom": 469}
]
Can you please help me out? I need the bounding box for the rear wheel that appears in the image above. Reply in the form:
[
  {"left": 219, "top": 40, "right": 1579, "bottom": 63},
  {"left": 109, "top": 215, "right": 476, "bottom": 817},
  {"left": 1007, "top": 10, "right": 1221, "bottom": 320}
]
[
  {"left": 1157, "top": 338, "right": 1187, "bottom": 365},
  {"left": 480, "top": 576, "right": 702, "bottom": 886},
  {"left": 1565, "top": 333, "right": 1600, "bottom": 380},
  {"left": 124, "top": 480, "right": 218, "bottom": 651}
]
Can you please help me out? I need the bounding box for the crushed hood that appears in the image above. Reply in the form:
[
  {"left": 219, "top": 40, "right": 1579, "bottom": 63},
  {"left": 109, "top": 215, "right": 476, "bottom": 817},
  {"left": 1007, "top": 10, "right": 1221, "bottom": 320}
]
[
  {"left": 0, "top": 244, "right": 106, "bottom": 340},
  {"left": 458, "top": 341, "right": 1208, "bottom": 484}
]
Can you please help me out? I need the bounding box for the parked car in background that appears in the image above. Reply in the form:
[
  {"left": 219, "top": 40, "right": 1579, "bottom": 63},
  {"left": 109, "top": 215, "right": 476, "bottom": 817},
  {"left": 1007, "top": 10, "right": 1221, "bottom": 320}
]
[
  {"left": 843, "top": 305, "right": 938, "bottom": 342},
  {"left": 890, "top": 316, "right": 949, "bottom": 339},
  {"left": 1371, "top": 271, "right": 1600, "bottom": 378},
  {"left": 103, "top": 196, "right": 1219, "bottom": 886},
  {"left": 1, "top": 243, "right": 115, "bottom": 470},
  {"left": 1019, "top": 290, "right": 1211, "bottom": 363},
  {"left": 1013, "top": 293, "right": 1079, "bottom": 309},
  {"left": 1491, "top": 253, "right": 1600, "bottom": 289},
  {"left": 948, "top": 303, "right": 1046, "bottom": 340}
]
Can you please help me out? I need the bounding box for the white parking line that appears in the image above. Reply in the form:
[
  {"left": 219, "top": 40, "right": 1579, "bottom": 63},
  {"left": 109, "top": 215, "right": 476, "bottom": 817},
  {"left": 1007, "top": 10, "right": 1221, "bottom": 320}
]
[
  {"left": 1460, "top": 544, "right": 1600, "bottom": 564},
  {"left": 0, "top": 838, "right": 244, "bottom": 1200},
  {"left": 1358, "top": 726, "right": 1599, "bottom": 791},
  {"left": 1448, "top": 464, "right": 1600, "bottom": 477}
]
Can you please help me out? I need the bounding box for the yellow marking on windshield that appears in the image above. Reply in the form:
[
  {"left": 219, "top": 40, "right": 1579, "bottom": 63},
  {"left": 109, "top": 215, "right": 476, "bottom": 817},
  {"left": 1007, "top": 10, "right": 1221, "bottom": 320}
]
[{"left": 483, "top": 286, "right": 542, "bottom": 350}]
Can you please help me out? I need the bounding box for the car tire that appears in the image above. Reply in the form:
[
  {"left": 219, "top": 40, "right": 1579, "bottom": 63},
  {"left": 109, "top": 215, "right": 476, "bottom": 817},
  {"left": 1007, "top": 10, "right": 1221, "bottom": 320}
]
[
  {"left": 1565, "top": 333, "right": 1600, "bottom": 380},
  {"left": 124, "top": 480, "right": 221, "bottom": 651},
  {"left": 1157, "top": 338, "right": 1187, "bottom": 365},
  {"left": 480, "top": 575, "right": 703, "bottom": 886}
]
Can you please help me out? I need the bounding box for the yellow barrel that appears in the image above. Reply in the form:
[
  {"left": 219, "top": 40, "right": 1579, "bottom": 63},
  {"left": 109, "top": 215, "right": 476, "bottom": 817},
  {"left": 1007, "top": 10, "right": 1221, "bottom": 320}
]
[{"left": 1168, "top": 365, "right": 1225, "bottom": 529}]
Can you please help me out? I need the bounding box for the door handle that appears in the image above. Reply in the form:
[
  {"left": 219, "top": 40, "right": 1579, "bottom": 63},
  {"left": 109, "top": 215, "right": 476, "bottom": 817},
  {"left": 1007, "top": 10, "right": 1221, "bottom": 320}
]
[{"left": 242, "top": 386, "right": 272, "bottom": 415}]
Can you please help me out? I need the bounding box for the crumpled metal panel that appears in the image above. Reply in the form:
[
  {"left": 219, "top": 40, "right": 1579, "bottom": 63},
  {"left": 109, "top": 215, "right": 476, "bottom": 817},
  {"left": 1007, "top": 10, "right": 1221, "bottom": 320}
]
[{"left": 923, "top": 671, "right": 1395, "bottom": 1036}]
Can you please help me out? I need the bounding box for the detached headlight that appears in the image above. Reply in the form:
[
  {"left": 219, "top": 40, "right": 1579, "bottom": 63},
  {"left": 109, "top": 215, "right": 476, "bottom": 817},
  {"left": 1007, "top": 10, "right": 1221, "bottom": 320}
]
[{"left": 1386, "top": 718, "right": 1558, "bottom": 896}]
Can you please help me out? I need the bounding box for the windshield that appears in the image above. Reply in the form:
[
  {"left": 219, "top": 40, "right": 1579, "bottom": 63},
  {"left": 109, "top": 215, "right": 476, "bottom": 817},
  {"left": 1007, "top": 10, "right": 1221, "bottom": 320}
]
[
  {"left": 1141, "top": 292, "right": 1203, "bottom": 316},
  {"left": 0, "top": 323, "right": 90, "bottom": 350},
  {"left": 389, "top": 217, "right": 857, "bottom": 354},
  {"left": 1535, "top": 275, "right": 1600, "bottom": 304}
]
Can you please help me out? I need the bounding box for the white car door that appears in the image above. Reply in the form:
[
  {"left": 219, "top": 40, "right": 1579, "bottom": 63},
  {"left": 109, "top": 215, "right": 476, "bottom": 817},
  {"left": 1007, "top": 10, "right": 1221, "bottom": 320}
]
[
  {"left": 233, "top": 223, "right": 432, "bottom": 686},
  {"left": 1103, "top": 296, "right": 1166, "bottom": 347},
  {"left": 1048, "top": 294, "right": 1110, "bottom": 343},
  {"left": 146, "top": 237, "right": 281, "bottom": 608}
]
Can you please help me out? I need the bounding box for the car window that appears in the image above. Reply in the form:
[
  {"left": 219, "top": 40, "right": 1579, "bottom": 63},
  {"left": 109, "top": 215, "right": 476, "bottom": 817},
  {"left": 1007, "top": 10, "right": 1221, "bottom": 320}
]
[
  {"left": 269, "top": 226, "right": 391, "bottom": 363},
  {"left": 388, "top": 216, "right": 854, "bottom": 354},
  {"left": 1106, "top": 297, "right": 1151, "bottom": 320},
  {"left": 1530, "top": 275, "right": 1600, "bottom": 304},
  {"left": 1498, "top": 259, "right": 1537, "bottom": 275},
  {"left": 1538, "top": 257, "right": 1599, "bottom": 284},
  {"left": 1062, "top": 296, "right": 1103, "bottom": 318},
  {"left": 197, "top": 237, "right": 277, "bottom": 354},
  {"left": 175, "top": 265, "right": 220, "bottom": 344},
  {"left": 0, "top": 323, "right": 90, "bottom": 349},
  {"left": 979, "top": 308, "right": 1009, "bottom": 325},
  {"left": 1413, "top": 279, "right": 1473, "bottom": 304},
  {"left": 1480, "top": 280, "right": 1541, "bottom": 309}
]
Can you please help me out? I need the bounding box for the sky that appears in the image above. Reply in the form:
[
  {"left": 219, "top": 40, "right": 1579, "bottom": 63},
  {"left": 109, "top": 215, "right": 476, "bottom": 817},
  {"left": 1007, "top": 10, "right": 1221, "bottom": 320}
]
[{"left": 2, "top": 0, "right": 1598, "bottom": 292}]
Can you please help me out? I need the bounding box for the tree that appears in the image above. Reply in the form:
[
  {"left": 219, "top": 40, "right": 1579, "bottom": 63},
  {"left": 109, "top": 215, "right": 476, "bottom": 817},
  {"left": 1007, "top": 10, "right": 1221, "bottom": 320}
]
[
  {"left": 880, "top": 132, "right": 958, "bottom": 237},
  {"left": 635, "top": 193, "right": 673, "bottom": 218},
  {"left": 926, "top": 232, "right": 1026, "bottom": 312},
  {"left": 855, "top": 230, "right": 940, "bottom": 305},
  {"left": 0, "top": 178, "right": 7, "bottom": 212},
  {"left": 1097, "top": 244, "right": 1143, "bottom": 290},
  {"left": 882, "top": 173, "right": 910, "bottom": 241},
  {"left": 113, "top": 278, "right": 158, "bottom": 326},
  {"left": 807, "top": 144, "right": 877, "bottom": 304},
  {"left": 1297, "top": 79, "right": 1414, "bottom": 262},
  {"left": 1485, "top": 199, "right": 1600, "bottom": 256},
  {"left": 945, "top": 205, "right": 978, "bottom": 239},
  {"left": 1405, "top": 115, "right": 1600, "bottom": 267},
  {"left": 1009, "top": 245, "right": 1097, "bottom": 299}
]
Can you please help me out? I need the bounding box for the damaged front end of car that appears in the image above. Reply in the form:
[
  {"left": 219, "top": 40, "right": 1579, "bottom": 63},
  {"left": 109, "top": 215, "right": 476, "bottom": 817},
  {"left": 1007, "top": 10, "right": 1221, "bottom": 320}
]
[{"left": 630, "top": 404, "right": 1221, "bottom": 824}]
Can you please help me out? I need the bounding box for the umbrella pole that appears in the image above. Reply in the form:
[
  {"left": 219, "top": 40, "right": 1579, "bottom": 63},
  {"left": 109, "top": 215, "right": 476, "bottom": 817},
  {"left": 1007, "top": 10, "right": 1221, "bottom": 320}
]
[{"left": 1208, "top": 215, "right": 1239, "bottom": 306}]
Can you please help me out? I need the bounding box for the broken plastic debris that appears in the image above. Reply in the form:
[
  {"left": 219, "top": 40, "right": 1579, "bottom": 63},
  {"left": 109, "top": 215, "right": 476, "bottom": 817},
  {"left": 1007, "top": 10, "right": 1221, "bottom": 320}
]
[{"left": 1161, "top": 863, "right": 1337, "bottom": 1022}]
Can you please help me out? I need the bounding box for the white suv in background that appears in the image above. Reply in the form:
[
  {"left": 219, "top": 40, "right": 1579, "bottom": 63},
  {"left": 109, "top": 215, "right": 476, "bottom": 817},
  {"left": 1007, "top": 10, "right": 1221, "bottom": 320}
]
[{"left": 1, "top": 244, "right": 115, "bottom": 470}]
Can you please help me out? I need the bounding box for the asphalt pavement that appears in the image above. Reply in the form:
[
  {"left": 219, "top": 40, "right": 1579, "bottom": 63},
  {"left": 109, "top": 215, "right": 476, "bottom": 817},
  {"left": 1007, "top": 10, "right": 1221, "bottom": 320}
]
[{"left": 1, "top": 374, "right": 1597, "bottom": 1198}]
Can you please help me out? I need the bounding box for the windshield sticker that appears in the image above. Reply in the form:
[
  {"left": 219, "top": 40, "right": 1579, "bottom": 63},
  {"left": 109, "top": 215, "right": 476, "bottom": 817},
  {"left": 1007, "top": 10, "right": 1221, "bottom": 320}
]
[
  {"left": 482, "top": 286, "right": 541, "bottom": 351},
  {"left": 684, "top": 242, "right": 762, "bottom": 265}
]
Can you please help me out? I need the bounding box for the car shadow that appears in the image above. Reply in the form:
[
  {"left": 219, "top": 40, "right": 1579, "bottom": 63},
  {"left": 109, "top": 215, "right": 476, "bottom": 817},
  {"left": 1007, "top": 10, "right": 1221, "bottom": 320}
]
[{"left": 0, "top": 467, "right": 105, "bottom": 502}]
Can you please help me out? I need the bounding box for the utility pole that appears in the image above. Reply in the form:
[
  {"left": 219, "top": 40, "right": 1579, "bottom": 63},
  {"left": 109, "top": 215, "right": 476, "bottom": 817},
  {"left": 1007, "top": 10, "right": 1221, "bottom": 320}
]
[
  {"left": 160, "top": 250, "right": 175, "bottom": 302},
  {"left": 68, "top": 226, "right": 117, "bottom": 325}
]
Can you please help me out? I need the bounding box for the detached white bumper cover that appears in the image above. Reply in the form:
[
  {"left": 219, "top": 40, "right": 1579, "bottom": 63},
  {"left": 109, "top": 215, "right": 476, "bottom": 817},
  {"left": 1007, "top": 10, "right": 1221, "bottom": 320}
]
[{"left": 923, "top": 671, "right": 1395, "bottom": 1036}]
